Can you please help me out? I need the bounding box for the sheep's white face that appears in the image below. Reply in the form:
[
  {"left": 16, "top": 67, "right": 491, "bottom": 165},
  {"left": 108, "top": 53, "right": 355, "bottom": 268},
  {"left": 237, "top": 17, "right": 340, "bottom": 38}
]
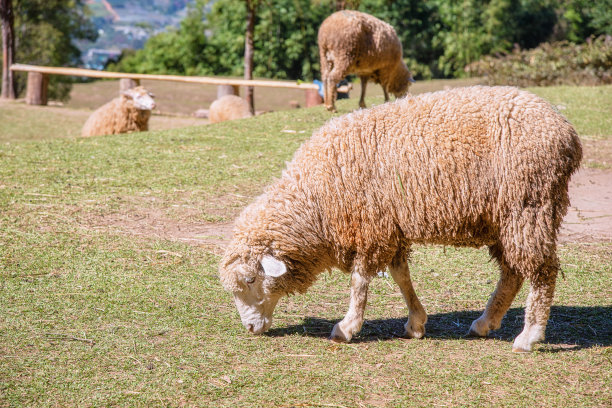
[
  {"left": 124, "top": 87, "right": 156, "bottom": 111},
  {"left": 222, "top": 255, "right": 288, "bottom": 335}
]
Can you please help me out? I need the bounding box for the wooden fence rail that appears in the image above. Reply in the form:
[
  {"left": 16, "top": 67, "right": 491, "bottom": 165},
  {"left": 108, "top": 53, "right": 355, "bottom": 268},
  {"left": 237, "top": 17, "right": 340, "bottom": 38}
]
[{"left": 9, "top": 63, "right": 345, "bottom": 107}]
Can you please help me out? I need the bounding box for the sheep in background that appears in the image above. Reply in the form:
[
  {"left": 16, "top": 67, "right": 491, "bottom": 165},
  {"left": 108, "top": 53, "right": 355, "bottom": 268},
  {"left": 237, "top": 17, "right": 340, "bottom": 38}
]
[
  {"left": 81, "top": 86, "right": 156, "bottom": 137},
  {"left": 318, "top": 10, "right": 415, "bottom": 112},
  {"left": 208, "top": 95, "right": 253, "bottom": 124},
  {"left": 219, "top": 86, "right": 582, "bottom": 353}
]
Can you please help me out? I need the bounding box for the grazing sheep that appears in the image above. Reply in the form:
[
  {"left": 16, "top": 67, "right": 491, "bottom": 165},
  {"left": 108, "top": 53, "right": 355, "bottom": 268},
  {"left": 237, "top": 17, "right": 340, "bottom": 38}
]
[
  {"left": 209, "top": 95, "right": 253, "bottom": 124},
  {"left": 81, "top": 86, "right": 156, "bottom": 137},
  {"left": 219, "top": 86, "right": 582, "bottom": 353},
  {"left": 318, "top": 10, "right": 415, "bottom": 112}
]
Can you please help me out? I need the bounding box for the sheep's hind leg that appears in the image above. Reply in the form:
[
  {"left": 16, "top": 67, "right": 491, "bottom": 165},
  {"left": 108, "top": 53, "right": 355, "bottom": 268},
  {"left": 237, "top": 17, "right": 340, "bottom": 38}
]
[
  {"left": 469, "top": 243, "right": 524, "bottom": 337},
  {"left": 359, "top": 76, "right": 369, "bottom": 108},
  {"left": 330, "top": 265, "right": 372, "bottom": 343},
  {"left": 382, "top": 85, "right": 390, "bottom": 102},
  {"left": 512, "top": 255, "right": 559, "bottom": 353},
  {"left": 389, "top": 253, "right": 427, "bottom": 339}
]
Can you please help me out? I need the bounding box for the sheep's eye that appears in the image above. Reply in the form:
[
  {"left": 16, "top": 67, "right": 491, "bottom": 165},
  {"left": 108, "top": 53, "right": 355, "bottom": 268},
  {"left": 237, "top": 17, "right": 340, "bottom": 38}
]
[{"left": 245, "top": 276, "right": 256, "bottom": 284}]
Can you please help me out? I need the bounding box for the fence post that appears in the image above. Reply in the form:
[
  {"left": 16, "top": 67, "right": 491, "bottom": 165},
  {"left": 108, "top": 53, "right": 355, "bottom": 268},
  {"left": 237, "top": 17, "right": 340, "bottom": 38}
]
[
  {"left": 25, "top": 71, "right": 48, "bottom": 105},
  {"left": 217, "top": 85, "right": 240, "bottom": 99},
  {"left": 305, "top": 89, "right": 323, "bottom": 107},
  {"left": 119, "top": 78, "right": 140, "bottom": 92}
]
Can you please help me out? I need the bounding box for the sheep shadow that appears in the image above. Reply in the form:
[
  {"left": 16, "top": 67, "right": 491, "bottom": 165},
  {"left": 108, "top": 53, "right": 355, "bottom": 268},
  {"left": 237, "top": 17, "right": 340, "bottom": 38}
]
[{"left": 266, "top": 305, "right": 611, "bottom": 351}]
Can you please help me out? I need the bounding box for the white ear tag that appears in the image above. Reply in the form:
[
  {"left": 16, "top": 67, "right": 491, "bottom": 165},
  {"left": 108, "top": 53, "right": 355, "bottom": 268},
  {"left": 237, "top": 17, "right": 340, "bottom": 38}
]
[{"left": 261, "top": 255, "right": 287, "bottom": 278}]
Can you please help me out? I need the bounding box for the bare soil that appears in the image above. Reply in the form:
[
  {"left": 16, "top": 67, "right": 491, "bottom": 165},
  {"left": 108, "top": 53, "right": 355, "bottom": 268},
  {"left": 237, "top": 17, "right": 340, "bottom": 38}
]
[{"left": 560, "top": 167, "right": 612, "bottom": 243}]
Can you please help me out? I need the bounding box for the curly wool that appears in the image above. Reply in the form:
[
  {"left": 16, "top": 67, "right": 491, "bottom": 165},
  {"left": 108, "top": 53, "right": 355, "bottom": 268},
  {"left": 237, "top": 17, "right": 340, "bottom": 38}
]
[
  {"left": 81, "top": 87, "right": 153, "bottom": 137},
  {"left": 209, "top": 95, "right": 253, "bottom": 124},
  {"left": 220, "top": 86, "right": 582, "bottom": 293},
  {"left": 318, "top": 10, "right": 413, "bottom": 111}
]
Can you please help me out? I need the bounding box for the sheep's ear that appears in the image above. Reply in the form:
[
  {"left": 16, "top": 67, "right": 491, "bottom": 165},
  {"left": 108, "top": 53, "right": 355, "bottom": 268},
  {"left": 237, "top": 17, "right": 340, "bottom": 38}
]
[
  {"left": 261, "top": 255, "right": 287, "bottom": 278},
  {"left": 122, "top": 89, "right": 135, "bottom": 99}
]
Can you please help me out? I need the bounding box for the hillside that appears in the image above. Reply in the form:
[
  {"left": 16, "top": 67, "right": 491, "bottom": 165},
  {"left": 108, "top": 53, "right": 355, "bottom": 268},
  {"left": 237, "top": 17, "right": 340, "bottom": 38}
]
[{"left": 79, "top": 0, "right": 196, "bottom": 69}]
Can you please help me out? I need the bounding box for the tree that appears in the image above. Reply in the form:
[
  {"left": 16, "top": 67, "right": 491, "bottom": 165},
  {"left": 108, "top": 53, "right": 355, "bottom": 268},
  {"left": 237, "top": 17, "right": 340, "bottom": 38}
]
[
  {"left": 112, "top": 0, "right": 609, "bottom": 81},
  {"left": 8, "top": 0, "right": 97, "bottom": 100},
  {"left": 0, "top": 0, "right": 15, "bottom": 98},
  {"left": 561, "top": 0, "right": 612, "bottom": 42},
  {"left": 244, "top": 0, "right": 256, "bottom": 114}
]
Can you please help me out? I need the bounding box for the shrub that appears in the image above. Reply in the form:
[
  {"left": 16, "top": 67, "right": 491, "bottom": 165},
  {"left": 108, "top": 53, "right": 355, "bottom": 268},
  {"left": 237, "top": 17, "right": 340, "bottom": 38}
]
[{"left": 466, "top": 35, "right": 612, "bottom": 86}]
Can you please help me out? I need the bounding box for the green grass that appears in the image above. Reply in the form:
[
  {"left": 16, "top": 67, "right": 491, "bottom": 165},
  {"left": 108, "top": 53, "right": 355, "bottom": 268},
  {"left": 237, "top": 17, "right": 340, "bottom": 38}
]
[
  {"left": 527, "top": 85, "right": 612, "bottom": 141},
  {"left": 1, "top": 82, "right": 611, "bottom": 407}
]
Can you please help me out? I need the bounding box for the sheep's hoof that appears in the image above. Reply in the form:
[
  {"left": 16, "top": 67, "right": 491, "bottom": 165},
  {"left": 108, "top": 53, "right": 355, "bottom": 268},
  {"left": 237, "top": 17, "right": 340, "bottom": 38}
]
[
  {"left": 467, "top": 318, "right": 491, "bottom": 337},
  {"left": 511, "top": 347, "right": 531, "bottom": 353},
  {"left": 329, "top": 334, "right": 348, "bottom": 343},
  {"left": 404, "top": 322, "right": 425, "bottom": 339},
  {"left": 329, "top": 323, "right": 351, "bottom": 343},
  {"left": 466, "top": 328, "right": 487, "bottom": 338}
]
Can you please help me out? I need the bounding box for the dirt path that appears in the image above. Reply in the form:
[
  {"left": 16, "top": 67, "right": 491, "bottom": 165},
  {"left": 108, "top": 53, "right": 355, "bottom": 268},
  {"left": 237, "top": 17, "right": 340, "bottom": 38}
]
[{"left": 559, "top": 167, "right": 612, "bottom": 243}]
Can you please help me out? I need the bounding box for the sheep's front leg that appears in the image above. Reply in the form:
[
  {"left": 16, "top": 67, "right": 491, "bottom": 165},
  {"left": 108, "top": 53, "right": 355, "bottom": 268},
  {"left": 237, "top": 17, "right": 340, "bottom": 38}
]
[
  {"left": 324, "top": 77, "right": 338, "bottom": 112},
  {"left": 468, "top": 249, "right": 524, "bottom": 337},
  {"left": 330, "top": 270, "right": 372, "bottom": 343},
  {"left": 389, "top": 254, "right": 427, "bottom": 339}
]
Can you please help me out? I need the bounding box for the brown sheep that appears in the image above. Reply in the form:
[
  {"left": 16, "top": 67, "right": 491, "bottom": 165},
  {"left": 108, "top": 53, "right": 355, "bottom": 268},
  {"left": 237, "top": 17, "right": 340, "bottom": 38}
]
[
  {"left": 318, "top": 10, "right": 415, "bottom": 112},
  {"left": 81, "top": 86, "right": 156, "bottom": 137},
  {"left": 219, "top": 86, "right": 582, "bottom": 353},
  {"left": 208, "top": 95, "right": 253, "bottom": 124}
]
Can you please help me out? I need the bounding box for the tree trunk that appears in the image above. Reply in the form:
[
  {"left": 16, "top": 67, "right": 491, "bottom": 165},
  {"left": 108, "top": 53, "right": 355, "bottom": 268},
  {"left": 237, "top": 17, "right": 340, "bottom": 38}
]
[
  {"left": 1, "top": 0, "right": 16, "bottom": 99},
  {"left": 244, "top": 0, "right": 255, "bottom": 115}
]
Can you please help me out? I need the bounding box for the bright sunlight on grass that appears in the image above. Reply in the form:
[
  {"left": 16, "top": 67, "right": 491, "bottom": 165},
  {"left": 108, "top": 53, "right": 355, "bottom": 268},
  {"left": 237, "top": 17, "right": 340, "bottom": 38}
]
[{"left": 1, "top": 83, "right": 610, "bottom": 407}]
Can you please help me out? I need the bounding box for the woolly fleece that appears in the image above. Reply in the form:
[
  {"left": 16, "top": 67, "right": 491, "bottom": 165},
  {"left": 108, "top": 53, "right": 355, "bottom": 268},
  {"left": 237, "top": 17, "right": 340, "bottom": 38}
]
[
  {"left": 220, "top": 86, "right": 582, "bottom": 351},
  {"left": 81, "top": 86, "right": 155, "bottom": 137},
  {"left": 209, "top": 95, "right": 253, "bottom": 124},
  {"left": 318, "top": 10, "right": 413, "bottom": 111}
]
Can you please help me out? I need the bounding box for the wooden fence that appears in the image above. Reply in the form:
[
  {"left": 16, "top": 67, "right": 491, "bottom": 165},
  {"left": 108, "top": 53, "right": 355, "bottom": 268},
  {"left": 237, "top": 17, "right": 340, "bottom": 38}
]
[{"left": 9, "top": 63, "right": 347, "bottom": 107}]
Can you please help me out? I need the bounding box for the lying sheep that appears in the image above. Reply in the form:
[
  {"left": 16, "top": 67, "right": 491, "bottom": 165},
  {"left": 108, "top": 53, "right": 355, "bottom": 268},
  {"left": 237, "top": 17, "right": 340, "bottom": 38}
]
[
  {"left": 318, "top": 10, "right": 415, "bottom": 112},
  {"left": 219, "top": 86, "right": 582, "bottom": 353},
  {"left": 208, "top": 95, "right": 253, "bottom": 124},
  {"left": 81, "top": 86, "right": 156, "bottom": 137}
]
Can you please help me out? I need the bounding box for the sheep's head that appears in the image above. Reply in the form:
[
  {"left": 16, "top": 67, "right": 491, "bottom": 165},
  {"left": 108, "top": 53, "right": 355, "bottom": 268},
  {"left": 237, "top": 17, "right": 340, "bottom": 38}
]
[
  {"left": 123, "top": 86, "right": 156, "bottom": 111},
  {"left": 219, "top": 248, "right": 289, "bottom": 335},
  {"left": 389, "top": 61, "right": 415, "bottom": 98}
]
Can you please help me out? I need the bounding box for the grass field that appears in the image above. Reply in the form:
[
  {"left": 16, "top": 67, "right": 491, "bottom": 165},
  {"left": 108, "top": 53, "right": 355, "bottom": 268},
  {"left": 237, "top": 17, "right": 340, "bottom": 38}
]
[{"left": 1, "top": 82, "right": 611, "bottom": 407}]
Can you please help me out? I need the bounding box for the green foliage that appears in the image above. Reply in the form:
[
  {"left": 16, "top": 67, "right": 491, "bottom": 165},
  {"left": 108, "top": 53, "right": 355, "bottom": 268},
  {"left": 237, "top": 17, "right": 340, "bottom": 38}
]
[
  {"left": 109, "top": 0, "right": 612, "bottom": 80},
  {"left": 112, "top": 0, "right": 335, "bottom": 80},
  {"left": 431, "top": 0, "right": 559, "bottom": 77},
  {"left": 466, "top": 35, "right": 612, "bottom": 86},
  {"left": 10, "top": 0, "right": 97, "bottom": 100},
  {"left": 561, "top": 0, "right": 612, "bottom": 42}
]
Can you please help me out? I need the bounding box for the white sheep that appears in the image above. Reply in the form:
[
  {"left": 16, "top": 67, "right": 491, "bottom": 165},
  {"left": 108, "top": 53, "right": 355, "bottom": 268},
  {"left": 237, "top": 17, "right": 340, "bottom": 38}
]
[
  {"left": 208, "top": 95, "right": 253, "bottom": 124},
  {"left": 219, "top": 86, "right": 582, "bottom": 353},
  {"left": 318, "top": 10, "right": 415, "bottom": 112},
  {"left": 81, "top": 86, "right": 156, "bottom": 137}
]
